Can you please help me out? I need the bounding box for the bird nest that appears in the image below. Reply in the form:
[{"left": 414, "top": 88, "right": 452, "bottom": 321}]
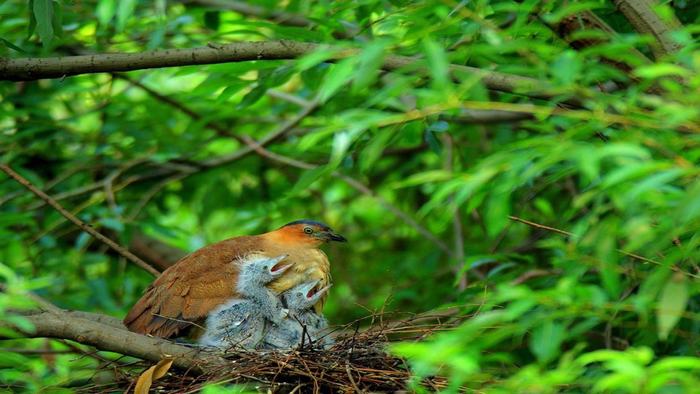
[{"left": 81, "top": 311, "right": 459, "bottom": 393}]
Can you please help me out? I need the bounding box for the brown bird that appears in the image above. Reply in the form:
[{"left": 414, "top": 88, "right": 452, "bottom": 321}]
[{"left": 123, "top": 219, "right": 346, "bottom": 338}]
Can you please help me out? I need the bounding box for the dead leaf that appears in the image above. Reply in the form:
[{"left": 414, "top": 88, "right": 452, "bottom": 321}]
[{"left": 134, "top": 358, "right": 174, "bottom": 394}]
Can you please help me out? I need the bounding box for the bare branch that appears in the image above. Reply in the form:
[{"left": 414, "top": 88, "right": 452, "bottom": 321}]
[{"left": 0, "top": 164, "right": 160, "bottom": 276}]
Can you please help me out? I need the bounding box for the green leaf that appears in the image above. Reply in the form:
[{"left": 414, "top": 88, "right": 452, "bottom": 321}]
[
  {"left": 96, "top": 0, "right": 117, "bottom": 25},
  {"left": 318, "top": 57, "right": 358, "bottom": 103},
  {"left": 530, "top": 321, "right": 566, "bottom": 363},
  {"left": 423, "top": 38, "right": 450, "bottom": 91},
  {"left": 237, "top": 84, "right": 268, "bottom": 108},
  {"left": 288, "top": 165, "right": 330, "bottom": 197},
  {"left": 204, "top": 11, "right": 220, "bottom": 31},
  {"left": 33, "top": 0, "right": 54, "bottom": 46},
  {"left": 329, "top": 130, "right": 353, "bottom": 168},
  {"left": 634, "top": 64, "right": 690, "bottom": 79},
  {"left": 551, "top": 51, "right": 582, "bottom": 85},
  {"left": 0, "top": 38, "right": 26, "bottom": 53},
  {"left": 424, "top": 129, "right": 441, "bottom": 154},
  {"left": 295, "top": 48, "right": 339, "bottom": 72},
  {"left": 392, "top": 170, "right": 452, "bottom": 189},
  {"left": 51, "top": 0, "right": 62, "bottom": 38},
  {"left": 352, "top": 40, "right": 387, "bottom": 93},
  {"left": 116, "top": 0, "right": 137, "bottom": 32},
  {"left": 27, "top": 0, "right": 37, "bottom": 39},
  {"left": 656, "top": 272, "right": 688, "bottom": 341},
  {"left": 484, "top": 190, "right": 510, "bottom": 237},
  {"left": 359, "top": 128, "right": 395, "bottom": 173}
]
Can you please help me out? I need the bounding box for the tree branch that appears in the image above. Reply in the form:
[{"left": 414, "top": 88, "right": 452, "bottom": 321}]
[
  {"left": 3, "top": 311, "right": 225, "bottom": 372},
  {"left": 0, "top": 164, "right": 160, "bottom": 276},
  {"left": 614, "top": 0, "right": 683, "bottom": 58},
  {"left": 0, "top": 40, "right": 579, "bottom": 104}
]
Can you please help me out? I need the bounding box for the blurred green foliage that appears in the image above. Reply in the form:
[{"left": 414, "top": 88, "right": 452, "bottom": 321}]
[{"left": 1, "top": 0, "right": 699, "bottom": 392}]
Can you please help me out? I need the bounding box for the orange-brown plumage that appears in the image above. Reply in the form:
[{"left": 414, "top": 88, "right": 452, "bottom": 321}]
[{"left": 123, "top": 220, "right": 345, "bottom": 338}]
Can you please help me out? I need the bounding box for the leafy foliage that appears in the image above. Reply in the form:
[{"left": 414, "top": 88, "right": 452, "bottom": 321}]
[{"left": 1, "top": 0, "right": 699, "bottom": 392}]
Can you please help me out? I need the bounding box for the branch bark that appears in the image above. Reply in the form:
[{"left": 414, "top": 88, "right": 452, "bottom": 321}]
[
  {"left": 614, "top": 0, "right": 683, "bottom": 58},
  {"left": 3, "top": 311, "right": 226, "bottom": 372},
  {"left": 0, "top": 40, "right": 579, "bottom": 105}
]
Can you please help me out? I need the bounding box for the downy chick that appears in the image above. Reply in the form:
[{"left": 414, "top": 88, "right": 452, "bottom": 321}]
[
  {"left": 199, "top": 254, "right": 291, "bottom": 349},
  {"left": 263, "top": 280, "right": 332, "bottom": 350}
]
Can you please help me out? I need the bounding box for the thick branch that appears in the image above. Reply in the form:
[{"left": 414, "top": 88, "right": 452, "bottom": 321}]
[
  {"left": 0, "top": 41, "right": 317, "bottom": 81},
  {"left": 4, "top": 311, "right": 225, "bottom": 372},
  {"left": 1, "top": 40, "right": 577, "bottom": 104},
  {"left": 614, "top": 0, "right": 683, "bottom": 58},
  {"left": 546, "top": 10, "right": 651, "bottom": 76}
]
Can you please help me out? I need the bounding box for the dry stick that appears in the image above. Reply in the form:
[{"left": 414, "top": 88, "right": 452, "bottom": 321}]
[
  {"left": 507, "top": 215, "right": 700, "bottom": 279},
  {"left": 0, "top": 164, "right": 160, "bottom": 276}
]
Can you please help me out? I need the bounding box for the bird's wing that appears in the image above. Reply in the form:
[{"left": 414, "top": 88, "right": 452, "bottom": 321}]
[{"left": 123, "top": 235, "right": 263, "bottom": 338}]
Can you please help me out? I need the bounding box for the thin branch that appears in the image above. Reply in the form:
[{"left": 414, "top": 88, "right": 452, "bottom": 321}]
[
  {"left": 508, "top": 215, "right": 573, "bottom": 237},
  {"left": 507, "top": 215, "right": 700, "bottom": 279},
  {"left": 0, "top": 164, "right": 160, "bottom": 276},
  {"left": 452, "top": 109, "right": 533, "bottom": 124}
]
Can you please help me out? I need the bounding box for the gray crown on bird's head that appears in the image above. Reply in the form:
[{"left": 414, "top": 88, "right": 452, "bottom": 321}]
[{"left": 238, "top": 254, "right": 291, "bottom": 285}]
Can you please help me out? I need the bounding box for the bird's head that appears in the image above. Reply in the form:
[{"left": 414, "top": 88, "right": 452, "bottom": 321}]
[
  {"left": 273, "top": 219, "right": 347, "bottom": 247},
  {"left": 283, "top": 279, "right": 332, "bottom": 310}
]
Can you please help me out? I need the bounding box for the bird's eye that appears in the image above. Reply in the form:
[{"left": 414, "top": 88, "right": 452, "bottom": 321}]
[{"left": 303, "top": 226, "right": 313, "bottom": 234}]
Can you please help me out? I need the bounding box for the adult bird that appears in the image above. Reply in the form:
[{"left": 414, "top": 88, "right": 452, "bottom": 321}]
[{"left": 123, "top": 219, "right": 346, "bottom": 338}]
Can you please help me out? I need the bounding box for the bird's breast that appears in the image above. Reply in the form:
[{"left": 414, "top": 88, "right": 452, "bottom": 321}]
[{"left": 263, "top": 247, "right": 331, "bottom": 294}]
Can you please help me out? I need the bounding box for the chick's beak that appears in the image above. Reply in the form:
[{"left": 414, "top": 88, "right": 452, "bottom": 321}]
[{"left": 326, "top": 230, "right": 347, "bottom": 243}]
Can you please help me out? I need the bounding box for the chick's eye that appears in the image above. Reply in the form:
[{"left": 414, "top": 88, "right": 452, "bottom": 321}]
[{"left": 303, "top": 227, "right": 313, "bottom": 234}]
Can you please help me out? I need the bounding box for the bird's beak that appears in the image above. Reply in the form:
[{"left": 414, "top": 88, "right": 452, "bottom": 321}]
[
  {"left": 326, "top": 230, "right": 347, "bottom": 243},
  {"left": 271, "top": 262, "right": 293, "bottom": 274},
  {"left": 313, "top": 284, "right": 333, "bottom": 298},
  {"left": 301, "top": 280, "right": 321, "bottom": 298}
]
